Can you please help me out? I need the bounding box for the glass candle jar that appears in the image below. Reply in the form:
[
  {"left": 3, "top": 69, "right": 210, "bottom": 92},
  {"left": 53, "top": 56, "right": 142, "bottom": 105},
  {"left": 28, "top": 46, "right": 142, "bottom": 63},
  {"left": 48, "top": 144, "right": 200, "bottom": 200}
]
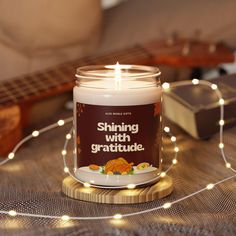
[{"left": 73, "top": 64, "right": 162, "bottom": 187}]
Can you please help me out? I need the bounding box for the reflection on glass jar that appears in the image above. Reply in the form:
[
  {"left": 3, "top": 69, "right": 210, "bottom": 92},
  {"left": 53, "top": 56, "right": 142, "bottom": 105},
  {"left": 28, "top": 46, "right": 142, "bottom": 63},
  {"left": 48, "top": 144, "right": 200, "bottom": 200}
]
[{"left": 73, "top": 64, "right": 162, "bottom": 187}]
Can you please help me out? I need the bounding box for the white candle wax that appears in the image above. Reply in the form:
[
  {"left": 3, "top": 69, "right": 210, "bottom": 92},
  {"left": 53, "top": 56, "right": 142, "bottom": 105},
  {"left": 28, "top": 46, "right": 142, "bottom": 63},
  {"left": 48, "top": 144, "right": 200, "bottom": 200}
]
[{"left": 73, "top": 80, "right": 161, "bottom": 106}]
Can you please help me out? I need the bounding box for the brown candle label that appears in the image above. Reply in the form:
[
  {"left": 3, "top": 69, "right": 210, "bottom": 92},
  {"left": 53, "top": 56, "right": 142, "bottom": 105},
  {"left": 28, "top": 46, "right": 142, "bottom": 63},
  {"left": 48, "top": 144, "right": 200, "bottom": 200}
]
[{"left": 76, "top": 102, "right": 161, "bottom": 175}]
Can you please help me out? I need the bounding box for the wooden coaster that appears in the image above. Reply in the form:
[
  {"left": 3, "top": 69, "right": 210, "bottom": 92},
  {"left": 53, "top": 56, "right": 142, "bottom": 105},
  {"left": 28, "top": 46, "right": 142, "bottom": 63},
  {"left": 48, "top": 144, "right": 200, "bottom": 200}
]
[{"left": 62, "top": 175, "right": 173, "bottom": 204}]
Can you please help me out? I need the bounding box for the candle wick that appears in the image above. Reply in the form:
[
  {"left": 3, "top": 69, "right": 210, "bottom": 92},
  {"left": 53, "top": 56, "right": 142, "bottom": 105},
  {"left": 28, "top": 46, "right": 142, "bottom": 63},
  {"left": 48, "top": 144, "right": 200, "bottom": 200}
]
[{"left": 115, "top": 62, "right": 121, "bottom": 90}]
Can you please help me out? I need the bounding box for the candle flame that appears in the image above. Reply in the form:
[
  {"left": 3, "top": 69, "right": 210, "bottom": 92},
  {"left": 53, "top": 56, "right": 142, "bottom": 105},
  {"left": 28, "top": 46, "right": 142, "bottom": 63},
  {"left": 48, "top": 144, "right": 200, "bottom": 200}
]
[
  {"left": 114, "top": 62, "right": 121, "bottom": 80},
  {"left": 114, "top": 62, "right": 121, "bottom": 90},
  {"left": 105, "top": 62, "right": 129, "bottom": 89}
]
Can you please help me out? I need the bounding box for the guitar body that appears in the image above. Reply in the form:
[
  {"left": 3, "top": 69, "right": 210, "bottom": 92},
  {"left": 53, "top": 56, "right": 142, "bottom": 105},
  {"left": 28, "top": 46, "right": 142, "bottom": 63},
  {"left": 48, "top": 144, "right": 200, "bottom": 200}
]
[{"left": 0, "top": 105, "right": 22, "bottom": 156}]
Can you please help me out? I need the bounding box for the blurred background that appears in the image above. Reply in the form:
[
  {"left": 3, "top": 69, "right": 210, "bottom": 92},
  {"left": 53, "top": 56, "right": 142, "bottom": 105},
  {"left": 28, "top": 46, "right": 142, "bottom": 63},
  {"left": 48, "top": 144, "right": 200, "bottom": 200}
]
[
  {"left": 1, "top": 2, "right": 236, "bottom": 234},
  {"left": 1, "top": 0, "right": 236, "bottom": 154},
  {"left": 1, "top": 0, "right": 236, "bottom": 81}
]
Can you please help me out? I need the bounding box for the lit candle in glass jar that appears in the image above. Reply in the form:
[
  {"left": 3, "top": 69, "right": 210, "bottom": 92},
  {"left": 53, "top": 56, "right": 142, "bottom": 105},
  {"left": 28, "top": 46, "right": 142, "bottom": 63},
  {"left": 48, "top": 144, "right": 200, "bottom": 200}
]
[{"left": 73, "top": 63, "right": 162, "bottom": 187}]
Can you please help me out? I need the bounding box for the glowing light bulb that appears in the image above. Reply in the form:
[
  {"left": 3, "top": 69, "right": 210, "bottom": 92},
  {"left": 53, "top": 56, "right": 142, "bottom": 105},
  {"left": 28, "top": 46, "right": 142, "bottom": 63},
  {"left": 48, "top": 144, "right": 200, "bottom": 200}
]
[
  {"left": 163, "top": 202, "right": 172, "bottom": 209},
  {"left": 83, "top": 182, "right": 91, "bottom": 188},
  {"left": 211, "top": 84, "right": 218, "bottom": 90},
  {"left": 113, "top": 214, "right": 122, "bottom": 220},
  {"left": 8, "top": 152, "right": 15, "bottom": 160},
  {"left": 226, "top": 163, "right": 231, "bottom": 168},
  {"left": 8, "top": 210, "right": 17, "bottom": 216},
  {"left": 32, "top": 130, "right": 39, "bottom": 137},
  {"left": 162, "top": 82, "right": 170, "bottom": 90},
  {"left": 171, "top": 136, "right": 176, "bottom": 142},
  {"left": 164, "top": 126, "right": 170, "bottom": 133},
  {"left": 192, "top": 79, "right": 199, "bottom": 85},
  {"left": 66, "top": 134, "right": 72, "bottom": 140},
  {"left": 172, "top": 159, "right": 178, "bottom": 165},
  {"left": 206, "top": 183, "right": 214, "bottom": 190},
  {"left": 61, "top": 215, "right": 70, "bottom": 221},
  {"left": 219, "top": 143, "right": 224, "bottom": 149},
  {"left": 219, "top": 99, "right": 224, "bottom": 105},
  {"left": 174, "top": 147, "right": 179, "bottom": 152},
  {"left": 160, "top": 172, "right": 166, "bottom": 178},
  {"left": 219, "top": 120, "right": 224, "bottom": 126},
  {"left": 127, "top": 184, "right": 136, "bottom": 189},
  {"left": 64, "top": 167, "right": 69, "bottom": 173},
  {"left": 61, "top": 150, "right": 67, "bottom": 155},
  {"left": 58, "top": 120, "right": 65, "bottom": 126}
]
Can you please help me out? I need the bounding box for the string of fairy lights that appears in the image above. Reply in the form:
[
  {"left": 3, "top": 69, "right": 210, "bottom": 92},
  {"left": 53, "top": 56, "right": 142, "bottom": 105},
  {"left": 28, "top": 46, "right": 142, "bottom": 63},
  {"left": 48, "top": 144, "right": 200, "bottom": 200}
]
[
  {"left": 61, "top": 123, "right": 178, "bottom": 190},
  {"left": 0, "top": 79, "right": 235, "bottom": 222}
]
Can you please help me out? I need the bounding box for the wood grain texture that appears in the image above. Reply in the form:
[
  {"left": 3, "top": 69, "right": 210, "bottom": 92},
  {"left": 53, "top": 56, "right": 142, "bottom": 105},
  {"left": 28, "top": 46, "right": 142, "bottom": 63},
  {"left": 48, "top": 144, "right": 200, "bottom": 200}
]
[
  {"left": 62, "top": 175, "right": 173, "bottom": 204},
  {"left": 0, "top": 105, "right": 22, "bottom": 155}
]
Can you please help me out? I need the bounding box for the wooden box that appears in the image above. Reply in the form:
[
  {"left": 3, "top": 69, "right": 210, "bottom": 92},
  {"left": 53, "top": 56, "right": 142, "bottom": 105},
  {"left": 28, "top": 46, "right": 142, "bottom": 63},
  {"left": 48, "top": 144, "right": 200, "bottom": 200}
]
[{"left": 163, "top": 74, "right": 236, "bottom": 139}]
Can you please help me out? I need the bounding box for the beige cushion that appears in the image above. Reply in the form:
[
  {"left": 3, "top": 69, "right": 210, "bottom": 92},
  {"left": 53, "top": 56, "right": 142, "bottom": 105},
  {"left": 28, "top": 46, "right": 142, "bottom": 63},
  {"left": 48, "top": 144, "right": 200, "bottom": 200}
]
[{"left": 0, "top": 0, "right": 102, "bottom": 80}]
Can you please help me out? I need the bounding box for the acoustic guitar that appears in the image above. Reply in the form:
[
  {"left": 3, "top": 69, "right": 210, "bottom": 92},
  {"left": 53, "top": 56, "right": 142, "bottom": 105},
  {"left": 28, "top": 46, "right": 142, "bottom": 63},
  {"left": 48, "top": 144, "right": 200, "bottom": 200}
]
[{"left": 0, "top": 38, "right": 234, "bottom": 156}]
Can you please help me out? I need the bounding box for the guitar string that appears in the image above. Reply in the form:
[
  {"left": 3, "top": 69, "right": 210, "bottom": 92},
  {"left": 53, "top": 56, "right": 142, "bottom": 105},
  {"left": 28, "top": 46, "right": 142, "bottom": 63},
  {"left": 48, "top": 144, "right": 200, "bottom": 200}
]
[
  {"left": 0, "top": 49, "right": 149, "bottom": 103},
  {"left": 63, "top": 80, "right": 236, "bottom": 188},
  {"left": 74, "top": 46, "right": 149, "bottom": 64},
  {"left": 0, "top": 39, "right": 219, "bottom": 97},
  {"left": 0, "top": 72, "right": 68, "bottom": 103},
  {"left": 0, "top": 41, "right": 221, "bottom": 104}
]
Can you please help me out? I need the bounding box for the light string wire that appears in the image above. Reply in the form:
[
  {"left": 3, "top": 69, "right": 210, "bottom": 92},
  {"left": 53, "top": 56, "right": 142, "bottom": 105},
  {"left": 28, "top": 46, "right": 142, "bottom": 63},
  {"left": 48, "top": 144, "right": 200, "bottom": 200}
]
[
  {"left": 61, "top": 126, "right": 178, "bottom": 190},
  {"left": 163, "top": 79, "right": 235, "bottom": 173},
  {"left": 0, "top": 79, "right": 235, "bottom": 221},
  {"left": 0, "top": 117, "right": 73, "bottom": 165}
]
